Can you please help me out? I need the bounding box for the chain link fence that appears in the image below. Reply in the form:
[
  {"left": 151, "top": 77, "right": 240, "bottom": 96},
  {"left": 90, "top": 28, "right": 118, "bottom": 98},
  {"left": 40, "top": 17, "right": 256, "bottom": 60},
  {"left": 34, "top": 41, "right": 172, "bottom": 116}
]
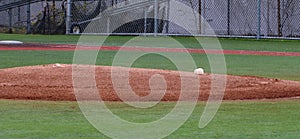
[
  {"left": 0, "top": 0, "right": 66, "bottom": 34},
  {"left": 67, "top": 0, "right": 300, "bottom": 39},
  {"left": 0, "top": 0, "right": 29, "bottom": 33},
  {"left": 1, "top": 0, "right": 300, "bottom": 38},
  {"left": 68, "top": 0, "right": 167, "bottom": 34}
]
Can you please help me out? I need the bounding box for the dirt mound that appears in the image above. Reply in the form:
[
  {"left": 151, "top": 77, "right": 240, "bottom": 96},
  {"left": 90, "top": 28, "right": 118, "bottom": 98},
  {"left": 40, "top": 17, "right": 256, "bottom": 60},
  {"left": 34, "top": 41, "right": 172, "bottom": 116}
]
[{"left": 0, "top": 64, "right": 300, "bottom": 101}]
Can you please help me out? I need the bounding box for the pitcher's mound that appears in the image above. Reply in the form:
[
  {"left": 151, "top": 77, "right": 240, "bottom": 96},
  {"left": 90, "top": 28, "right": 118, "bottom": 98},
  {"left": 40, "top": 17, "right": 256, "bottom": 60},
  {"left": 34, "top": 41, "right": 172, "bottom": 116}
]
[{"left": 0, "top": 64, "right": 300, "bottom": 101}]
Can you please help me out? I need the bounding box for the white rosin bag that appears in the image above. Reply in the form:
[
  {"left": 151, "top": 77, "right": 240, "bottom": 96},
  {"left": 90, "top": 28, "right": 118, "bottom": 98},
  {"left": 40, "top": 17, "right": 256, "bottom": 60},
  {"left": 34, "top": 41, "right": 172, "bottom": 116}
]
[{"left": 194, "top": 68, "right": 204, "bottom": 75}]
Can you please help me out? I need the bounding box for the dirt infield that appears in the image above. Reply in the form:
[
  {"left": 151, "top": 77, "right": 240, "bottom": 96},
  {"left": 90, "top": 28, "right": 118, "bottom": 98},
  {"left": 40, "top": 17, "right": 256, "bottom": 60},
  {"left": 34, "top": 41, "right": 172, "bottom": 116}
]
[
  {"left": 0, "top": 64, "right": 300, "bottom": 101},
  {"left": 0, "top": 43, "right": 300, "bottom": 56},
  {"left": 0, "top": 43, "right": 300, "bottom": 101}
]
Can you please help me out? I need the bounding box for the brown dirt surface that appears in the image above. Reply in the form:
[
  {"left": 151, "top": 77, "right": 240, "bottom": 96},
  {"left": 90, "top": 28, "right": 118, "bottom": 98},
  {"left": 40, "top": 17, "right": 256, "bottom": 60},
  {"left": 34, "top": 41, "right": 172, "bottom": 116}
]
[{"left": 0, "top": 64, "right": 300, "bottom": 101}]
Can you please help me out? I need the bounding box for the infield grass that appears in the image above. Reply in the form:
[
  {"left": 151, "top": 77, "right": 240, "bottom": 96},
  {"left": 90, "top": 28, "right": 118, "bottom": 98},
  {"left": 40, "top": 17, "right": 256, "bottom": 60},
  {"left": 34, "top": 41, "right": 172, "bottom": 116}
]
[{"left": 1, "top": 99, "right": 300, "bottom": 138}]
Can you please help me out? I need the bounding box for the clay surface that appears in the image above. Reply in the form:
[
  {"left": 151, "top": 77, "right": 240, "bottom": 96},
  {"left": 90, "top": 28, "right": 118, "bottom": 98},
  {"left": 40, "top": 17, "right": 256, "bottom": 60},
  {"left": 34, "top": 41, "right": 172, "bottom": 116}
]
[{"left": 1, "top": 64, "right": 299, "bottom": 101}]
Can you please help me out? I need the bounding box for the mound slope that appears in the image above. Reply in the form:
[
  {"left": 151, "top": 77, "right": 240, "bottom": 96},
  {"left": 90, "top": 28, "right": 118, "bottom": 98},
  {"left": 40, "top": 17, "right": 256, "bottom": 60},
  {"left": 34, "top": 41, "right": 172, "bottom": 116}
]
[{"left": 0, "top": 64, "right": 300, "bottom": 101}]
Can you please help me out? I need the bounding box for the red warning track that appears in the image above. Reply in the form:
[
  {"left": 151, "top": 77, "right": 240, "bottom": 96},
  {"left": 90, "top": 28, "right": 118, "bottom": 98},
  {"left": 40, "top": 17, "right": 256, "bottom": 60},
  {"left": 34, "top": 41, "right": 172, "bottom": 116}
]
[{"left": 0, "top": 44, "right": 300, "bottom": 57}]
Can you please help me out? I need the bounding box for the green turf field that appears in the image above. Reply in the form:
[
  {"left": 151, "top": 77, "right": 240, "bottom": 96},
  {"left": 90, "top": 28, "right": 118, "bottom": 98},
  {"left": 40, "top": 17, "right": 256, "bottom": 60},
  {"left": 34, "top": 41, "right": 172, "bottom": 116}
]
[
  {"left": 0, "top": 34, "right": 300, "bottom": 138},
  {"left": 1, "top": 100, "right": 300, "bottom": 138},
  {"left": 1, "top": 33, "right": 300, "bottom": 52}
]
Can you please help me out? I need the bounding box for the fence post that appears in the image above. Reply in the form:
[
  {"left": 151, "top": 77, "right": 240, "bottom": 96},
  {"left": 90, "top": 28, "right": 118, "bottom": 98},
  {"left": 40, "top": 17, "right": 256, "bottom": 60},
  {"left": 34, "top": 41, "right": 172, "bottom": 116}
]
[
  {"left": 277, "top": 0, "right": 281, "bottom": 37},
  {"left": 198, "top": 0, "right": 202, "bottom": 34},
  {"left": 257, "top": 0, "right": 261, "bottom": 40},
  {"left": 144, "top": 7, "right": 147, "bottom": 35},
  {"left": 227, "top": 0, "right": 230, "bottom": 35},
  {"left": 106, "top": 17, "right": 110, "bottom": 33},
  {"left": 166, "top": 0, "right": 170, "bottom": 34},
  {"left": 154, "top": 0, "right": 158, "bottom": 36},
  {"left": 8, "top": 8, "right": 12, "bottom": 33},
  {"left": 47, "top": 3, "right": 50, "bottom": 34},
  {"left": 66, "top": 0, "right": 72, "bottom": 34},
  {"left": 26, "top": 0, "right": 31, "bottom": 34}
]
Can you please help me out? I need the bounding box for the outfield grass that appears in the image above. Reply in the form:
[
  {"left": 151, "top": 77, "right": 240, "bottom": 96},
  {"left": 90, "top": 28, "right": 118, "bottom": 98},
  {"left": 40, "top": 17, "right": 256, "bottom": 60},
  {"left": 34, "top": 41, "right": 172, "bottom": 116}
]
[
  {"left": 0, "top": 34, "right": 80, "bottom": 44},
  {"left": 1, "top": 33, "right": 300, "bottom": 52},
  {"left": 1, "top": 99, "right": 300, "bottom": 138}
]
